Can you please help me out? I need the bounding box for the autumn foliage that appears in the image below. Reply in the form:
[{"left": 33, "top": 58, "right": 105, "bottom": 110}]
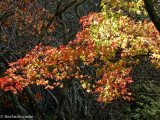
[
  {"left": 1, "top": 0, "right": 55, "bottom": 45},
  {"left": 0, "top": 0, "right": 160, "bottom": 104}
]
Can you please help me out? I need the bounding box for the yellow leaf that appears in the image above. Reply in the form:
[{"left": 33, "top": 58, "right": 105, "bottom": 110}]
[
  {"left": 82, "top": 83, "right": 87, "bottom": 89},
  {"left": 121, "top": 42, "right": 126, "bottom": 48},
  {"left": 45, "top": 80, "right": 49, "bottom": 84},
  {"left": 136, "top": 10, "right": 141, "bottom": 15},
  {"left": 80, "top": 80, "right": 85, "bottom": 83},
  {"left": 87, "top": 89, "right": 91, "bottom": 93}
]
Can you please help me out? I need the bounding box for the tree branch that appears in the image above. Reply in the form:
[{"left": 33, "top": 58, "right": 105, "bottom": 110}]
[
  {"left": 24, "top": 86, "right": 42, "bottom": 120},
  {"left": 9, "top": 91, "right": 31, "bottom": 118},
  {"left": 46, "top": 89, "right": 59, "bottom": 105},
  {"left": 37, "top": 0, "right": 78, "bottom": 44}
]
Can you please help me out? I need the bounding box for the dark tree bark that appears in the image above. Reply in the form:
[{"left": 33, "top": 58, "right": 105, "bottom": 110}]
[{"left": 143, "top": 0, "right": 160, "bottom": 32}]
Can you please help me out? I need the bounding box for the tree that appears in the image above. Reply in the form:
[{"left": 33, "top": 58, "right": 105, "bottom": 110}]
[
  {"left": 0, "top": 0, "right": 160, "bottom": 119},
  {"left": 143, "top": 0, "right": 160, "bottom": 32},
  {"left": 0, "top": 0, "right": 107, "bottom": 119}
]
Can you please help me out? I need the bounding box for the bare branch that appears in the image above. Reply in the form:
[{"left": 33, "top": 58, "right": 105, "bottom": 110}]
[
  {"left": 9, "top": 91, "right": 31, "bottom": 118},
  {"left": 46, "top": 89, "right": 59, "bottom": 105}
]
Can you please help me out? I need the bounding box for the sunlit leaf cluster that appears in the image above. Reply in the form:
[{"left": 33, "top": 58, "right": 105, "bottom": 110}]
[
  {"left": 87, "top": 11, "right": 160, "bottom": 103},
  {"left": 101, "top": 0, "right": 147, "bottom": 16}
]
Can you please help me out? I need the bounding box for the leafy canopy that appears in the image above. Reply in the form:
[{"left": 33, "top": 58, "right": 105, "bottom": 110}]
[{"left": 0, "top": 0, "right": 160, "bottom": 104}]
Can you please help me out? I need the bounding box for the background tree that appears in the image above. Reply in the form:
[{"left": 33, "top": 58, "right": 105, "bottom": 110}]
[
  {"left": 0, "top": 0, "right": 106, "bottom": 119},
  {"left": 143, "top": 0, "right": 160, "bottom": 32}
]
